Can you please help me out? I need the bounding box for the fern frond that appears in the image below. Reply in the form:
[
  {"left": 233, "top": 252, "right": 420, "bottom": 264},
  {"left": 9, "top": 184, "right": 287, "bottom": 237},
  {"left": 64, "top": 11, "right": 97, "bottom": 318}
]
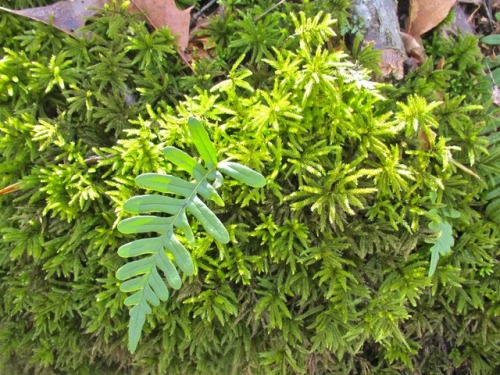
[{"left": 116, "top": 117, "right": 266, "bottom": 352}]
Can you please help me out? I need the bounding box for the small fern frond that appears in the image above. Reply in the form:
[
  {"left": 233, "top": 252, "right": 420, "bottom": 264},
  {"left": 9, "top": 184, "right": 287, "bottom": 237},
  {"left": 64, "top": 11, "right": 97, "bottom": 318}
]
[{"left": 116, "top": 117, "right": 266, "bottom": 353}]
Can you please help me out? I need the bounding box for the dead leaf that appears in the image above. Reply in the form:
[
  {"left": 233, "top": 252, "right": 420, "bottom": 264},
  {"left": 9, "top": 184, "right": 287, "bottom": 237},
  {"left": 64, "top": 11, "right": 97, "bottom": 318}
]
[
  {"left": 436, "top": 57, "right": 446, "bottom": 70},
  {"left": 1, "top": 0, "right": 193, "bottom": 64},
  {"left": 130, "top": 0, "right": 192, "bottom": 52},
  {"left": 188, "top": 35, "right": 215, "bottom": 55},
  {"left": 0, "top": 0, "right": 107, "bottom": 35},
  {"left": 0, "top": 182, "right": 22, "bottom": 195},
  {"left": 186, "top": 42, "right": 212, "bottom": 62},
  {"left": 401, "top": 32, "right": 426, "bottom": 64},
  {"left": 407, "top": 0, "right": 457, "bottom": 37},
  {"left": 184, "top": 16, "right": 217, "bottom": 63},
  {"left": 418, "top": 127, "right": 437, "bottom": 150}
]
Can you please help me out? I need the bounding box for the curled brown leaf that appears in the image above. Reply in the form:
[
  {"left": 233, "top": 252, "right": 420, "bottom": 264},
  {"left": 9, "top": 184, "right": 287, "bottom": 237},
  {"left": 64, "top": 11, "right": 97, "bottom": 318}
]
[{"left": 407, "top": 0, "right": 457, "bottom": 37}]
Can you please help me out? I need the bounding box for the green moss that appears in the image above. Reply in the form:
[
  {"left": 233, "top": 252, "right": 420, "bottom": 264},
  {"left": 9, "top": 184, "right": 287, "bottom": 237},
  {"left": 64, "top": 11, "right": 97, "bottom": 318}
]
[{"left": 0, "top": 1, "right": 498, "bottom": 374}]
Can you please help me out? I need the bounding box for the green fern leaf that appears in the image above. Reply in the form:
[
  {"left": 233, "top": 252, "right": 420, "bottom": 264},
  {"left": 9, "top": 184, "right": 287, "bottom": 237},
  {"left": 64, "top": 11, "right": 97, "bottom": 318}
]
[
  {"left": 116, "top": 117, "right": 266, "bottom": 353},
  {"left": 426, "top": 220, "right": 454, "bottom": 277}
]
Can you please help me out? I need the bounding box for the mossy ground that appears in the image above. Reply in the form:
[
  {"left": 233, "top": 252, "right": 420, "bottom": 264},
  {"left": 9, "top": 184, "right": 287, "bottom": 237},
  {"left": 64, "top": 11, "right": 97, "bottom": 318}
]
[{"left": 0, "top": 1, "right": 499, "bottom": 374}]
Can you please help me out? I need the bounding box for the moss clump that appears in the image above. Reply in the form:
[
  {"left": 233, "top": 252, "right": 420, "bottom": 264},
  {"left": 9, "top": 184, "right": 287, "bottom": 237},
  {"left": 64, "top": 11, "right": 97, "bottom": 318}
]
[{"left": 0, "top": 1, "right": 498, "bottom": 374}]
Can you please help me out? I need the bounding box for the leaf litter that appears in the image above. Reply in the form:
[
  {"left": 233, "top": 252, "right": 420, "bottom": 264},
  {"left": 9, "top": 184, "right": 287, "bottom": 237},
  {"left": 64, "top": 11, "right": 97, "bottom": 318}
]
[{"left": 0, "top": 0, "right": 193, "bottom": 58}]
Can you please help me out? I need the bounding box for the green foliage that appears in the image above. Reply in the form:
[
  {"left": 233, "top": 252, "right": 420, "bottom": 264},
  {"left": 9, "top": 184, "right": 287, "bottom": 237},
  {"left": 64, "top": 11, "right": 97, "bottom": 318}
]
[
  {"left": 117, "top": 117, "right": 265, "bottom": 352},
  {"left": 424, "top": 194, "right": 460, "bottom": 277},
  {"left": 0, "top": 1, "right": 498, "bottom": 374},
  {"left": 481, "top": 33, "right": 500, "bottom": 86},
  {"left": 482, "top": 34, "right": 500, "bottom": 45},
  {"left": 481, "top": 109, "right": 500, "bottom": 224}
]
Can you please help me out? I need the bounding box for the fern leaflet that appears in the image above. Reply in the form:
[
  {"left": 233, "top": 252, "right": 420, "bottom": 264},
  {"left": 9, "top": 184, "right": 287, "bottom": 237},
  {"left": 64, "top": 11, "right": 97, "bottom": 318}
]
[{"left": 425, "top": 205, "right": 459, "bottom": 277}]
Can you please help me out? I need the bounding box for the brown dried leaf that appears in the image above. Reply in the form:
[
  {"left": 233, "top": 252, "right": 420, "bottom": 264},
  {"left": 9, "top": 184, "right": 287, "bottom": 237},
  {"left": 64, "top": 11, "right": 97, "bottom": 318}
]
[
  {"left": 130, "top": 0, "right": 192, "bottom": 51},
  {"left": 184, "top": 16, "right": 217, "bottom": 63},
  {"left": 401, "top": 32, "right": 426, "bottom": 64},
  {"left": 0, "top": 0, "right": 107, "bottom": 35},
  {"left": 418, "top": 127, "right": 436, "bottom": 150},
  {"left": 0, "top": 182, "right": 22, "bottom": 195},
  {"left": 1, "top": 0, "right": 194, "bottom": 64},
  {"left": 436, "top": 57, "right": 446, "bottom": 70},
  {"left": 186, "top": 41, "right": 212, "bottom": 61},
  {"left": 407, "top": 0, "right": 457, "bottom": 37}
]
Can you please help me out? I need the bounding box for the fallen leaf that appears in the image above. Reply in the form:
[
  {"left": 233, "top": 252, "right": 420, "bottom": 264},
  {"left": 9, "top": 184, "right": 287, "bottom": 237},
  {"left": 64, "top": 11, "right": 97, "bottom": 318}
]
[
  {"left": 418, "top": 127, "right": 436, "bottom": 150},
  {"left": 0, "top": 0, "right": 107, "bottom": 35},
  {"left": 436, "top": 57, "right": 446, "bottom": 70},
  {"left": 186, "top": 43, "right": 212, "bottom": 62},
  {"left": 184, "top": 16, "right": 217, "bottom": 63},
  {"left": 1, "top": 0, "right": 193, "bottom": 64},
  {"left": 0, "top": 182, "right": 22, "bottom": 195},
  {"left": 188, "top": 35, "right": 215, "bottom": 55},
  {"left": 130, "top": 0, "right": 192, "bottom": 52},
  {"left": 401, "top": 32, "right": 426, "bottom": 64},
  {"left": 407, "top": 0, "right": 457, "bottom": 37}
]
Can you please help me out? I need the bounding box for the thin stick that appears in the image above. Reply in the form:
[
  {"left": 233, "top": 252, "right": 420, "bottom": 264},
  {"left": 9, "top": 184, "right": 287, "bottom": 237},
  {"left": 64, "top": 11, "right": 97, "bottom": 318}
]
[
  {"left": 484, "top": 0, "right": 495, "bottom": 28},
  {"left": 254, "top": 0, "right": 286, "bottom": 22},
  {"left": 84, "top": 153, "right": 114, "bottom": 166},
  {"left": 191, "top": 0, "right": 219, "bottom": 27}
]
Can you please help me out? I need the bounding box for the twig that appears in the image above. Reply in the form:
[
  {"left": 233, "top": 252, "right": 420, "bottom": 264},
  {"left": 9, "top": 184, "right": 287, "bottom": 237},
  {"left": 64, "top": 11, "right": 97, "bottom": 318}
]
[
  {"left": 467, "top": 3, "right": 484, "bottom": 27},
  {"left": 191, "top": 0, "right": 219, "bottom": 27},
  {"left": 450, "top": 158, "right": 482, "bottom": 182},
  {"left": 84, "top": 153, "right": 114, "bottom": 166},
  {"left": 254, "top": 0, "right": 286, "bottom": 23},
  {"left": 484, "top": 0, "right": 495, "bottom": 28}
]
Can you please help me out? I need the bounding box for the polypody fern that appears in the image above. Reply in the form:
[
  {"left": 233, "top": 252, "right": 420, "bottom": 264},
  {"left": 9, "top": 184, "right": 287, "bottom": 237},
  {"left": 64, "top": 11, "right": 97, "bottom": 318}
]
[{"left": 116, "top": 117, "right": 266, "bottom": 352}]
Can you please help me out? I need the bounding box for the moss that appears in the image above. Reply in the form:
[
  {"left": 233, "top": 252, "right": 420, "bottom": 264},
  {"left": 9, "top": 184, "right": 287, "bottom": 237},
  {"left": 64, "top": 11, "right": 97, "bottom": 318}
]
[{"left": 0, "top": 1, "right": 498, "bottom": 374}]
